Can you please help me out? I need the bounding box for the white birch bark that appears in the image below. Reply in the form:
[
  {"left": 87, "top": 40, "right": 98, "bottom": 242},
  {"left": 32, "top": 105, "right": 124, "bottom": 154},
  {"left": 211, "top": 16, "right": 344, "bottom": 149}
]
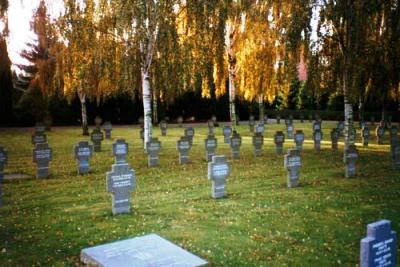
[
  {"left": 258, "top": 94, "right": 264, "bottom": 122},
  {"left": 78, "top": 91, "right": 89, "bottom": 136},
  {"left": 142, "top": 70, "right": 152, "bottom": 147}
]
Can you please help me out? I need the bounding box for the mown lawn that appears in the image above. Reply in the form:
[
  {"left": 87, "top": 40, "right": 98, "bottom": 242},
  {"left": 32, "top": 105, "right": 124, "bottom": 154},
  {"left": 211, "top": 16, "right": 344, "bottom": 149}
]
[{"left": 0, "top": 121, "right": 399, "bottom": 266}]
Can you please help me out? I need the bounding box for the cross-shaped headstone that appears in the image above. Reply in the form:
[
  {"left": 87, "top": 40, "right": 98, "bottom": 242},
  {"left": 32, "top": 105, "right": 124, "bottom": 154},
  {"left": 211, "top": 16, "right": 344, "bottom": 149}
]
[
  {"left": 0, "top": 146, "right": 8, "bottom": 206},
  {"left": 159, "top": 120, "right": 167, "bottom": 136},
  {"left": 390, "top": 126, "right": 398, "bottom": 160},
  {"left": 91, "top": 128, "right": 104, "bottom": 152},
  {"left": 177, "top": 136, "right": 191, "bottom": 164},
  {"left": 344, "top": 144, "right": 358, "bottom": 178},
  {"left": 274, "top": 131, "right": 285, "bottom": 154},
  {"left": 249, "top": 115, "right": 255, "bottom": 132},
  {"left": 223, "top": 126, "right": 232, "bottom": 144},
  {"left": 252, "top": 133, "right": 264, "bottom": 157},
  {"left": 146, "top": 138, "right": 161, "bottom": 167},
  {"left": 31, "top": 132, "right": 47, "bottom": 146},
  {"left": 33, "top": 143, "right": 52, "bottom": 179},
  {"left": 95, "top": 116, "right": 103, "bottom": 129},
  {"left": 362, "top": 126, "right": 370, "bottom": 147},
  {"left": 230, "top": 131, "right": 242, "bottom": 159},
  {"left": 177, "top": 116, "right": 183, "bottom": 127},
  {"left": 103, "top": 122, "right": 112, "bottom": 139},
  {"left": 294, "top": 130, "right": 305, "bottom": 151},
  {"left": 208, "top": 155, "right": 229, "bottom": 199},
  {"left": 376, "top": 125, "right": 385, "bottom": 145},
  {"left": 286, "top": 123, "right": 294, "bottom": 139},
  {"left": 393, "top": 142, "right": 400, "bottom": 170},
  {"left": 207, "top": 120, "right": 214, "bottom": 136},
  {"left": 255, "top": 123, "right": 264, "bottom": 135},
  {"left": 313, "top": 121, "right": 321, "bottom": 132},
  {"left": 360, "top": 219, "right": 397, "bottom": 267},
  {"left": 313, "top": 130, "right": 323, "bottom": 151},
  {"left": 204, "top": 135, "right": 217, "bottom": 162},
  {"left": 331, "top": 129, "right": 339, "bottom": 150},
  {"left": 35, "top": 122, "right": 46, "bottom": 135},
  {"left": 276, "top": 114, "right": 281, "bottom": 124},
  {"left": 184, "top": 127, "right": 195, "bottom": 146},
  {"left": 106, "top": 163, "right": 135, "bottom": 215},
  {"left": 284, "top": 148, "right": 301, "bottom": 188},
  {"left": 113, "top": 139, "right": 128, "bottom": 164},
  {"left": 74, "top": 141, "right": 93, "bottom": 174}
]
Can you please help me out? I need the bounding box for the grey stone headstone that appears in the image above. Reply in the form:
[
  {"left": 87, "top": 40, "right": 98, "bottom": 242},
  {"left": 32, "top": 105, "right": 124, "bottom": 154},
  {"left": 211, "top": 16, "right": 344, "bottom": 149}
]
[
  {"left": 223, "top": 126, "right": 232, "bottom": 144},
  {"left": 294, "top": 130, "right": 305, "bottom": 151},
  {"left": 207, "top": 120, "right": 214, "bottom": 136},
  {"left": 284, "top": 149, "right": 301, "bottom": 188},
  {"left": 362, "top": 127, "right": 370, "bottom": 147},
  {"left": 344, "top": 145, "right": 358, "bottom": 178},
  {"left": 160, "top": 121, "right": 167, "bottom": 136},
  {"left": 0, "top": 146, "right": 8, "bottom": 206},
  {"left": 177, "top": 137, "right": 191, "bottom": 164},
  {"left": 74, "top": 141, "right": 93, "bottom": 174},
  {"left": 276, "top": 114, "right": 281, "bottom": 124},
  {"left": 106, "top": 163, "right": 135, "bottom": 215},
  {"left": 184, "top": 127, "right": 195, "bottom": 145},
  {"left": 211, "top": 115, "right": 217, "bottom": 124},
  {"left": 31, "top": 133, "right": 47, "bottom": 145},
  {"left": 103, "top": 122, "right": 112, "bottom": 139},
  {"left": 331, "top": 129, "right": 339, "bottom": 150},
  {"left": 113, "top": 139, "right": 128, "bottom": 164},
  {"left": 91, "top": 128, "right": 104, "bottom": 152},
  {"left": 252, "top": 133, "right": 264, "bottom": 157},
  {"left": 208, "top": 155, "right": 229, "bottom": 199},
  {"left": 274, "top": 131, "right": 285, "bottom": 154},
  {"left": 249, "top": 115, "right": 255, "bottom": 132},
  {"left": 255, "top": 123, "right": 264, "bottom": 135},
  {"left": 360, "top": 219, "right": 396, "bottom": 267},
  {"left": 204, "top": 135, "right": 217, "bottom": 162},
  {"left": 95, "top": 116, "right": 103, "bottom": 129},
  {"left": 35, "top": 122, "right": 46, "bottom": 135},
  {"left": 286, "top": 124, "right": 293, "bottom": 139},
  {"left": 146, "top": 138, "right": 161, "bottom": 167},
  {"left": 313, "top": 121, "right": 321, "bottom": 132},
  {"left": 230, "top": 132, "right": 242, "bottom": 159},
  {"left": 376, "top": 125, "right": 385, "bottom": 145},
  {"left": 177, "top": 116, "right": 183, "bottom": 127},
  {"left": 32, "top": 143, "right": 52, "bottom": 179},
  {"left": 81, "top": 234, "right": 208, "bottom": 267},
  {"left": 313, "top": 130, "right": 323, "bottom": 151}
]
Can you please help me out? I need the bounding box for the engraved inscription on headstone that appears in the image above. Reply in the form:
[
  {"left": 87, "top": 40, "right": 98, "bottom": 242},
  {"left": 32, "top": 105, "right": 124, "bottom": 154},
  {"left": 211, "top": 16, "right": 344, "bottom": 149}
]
[
  {"left": 230, "top": 132, "right": 242, "bottom": 159},
  {"left": 177, "top": 137, "right": 191, "bottom": 164},
  {"left": 146, "top": 138, "right": 161, "bottom": 167},
  {"left": 31, "top": 132, "right": 47, "bottom": 145},
  {"left": 74, "top": 141, "right": 93, "bottom": 174},
  {"left": 223, "top": 126, "right": 232, "bottom": 144},
  {"left": 313, "top": 130, "right": 323, "bottom": 151},
  {"left": 252, "top": 133, "right": 264, "bottom": 157},
  {"left": 0, "top": 146, "right": 8, "bottom": 206},
  {"left": 362, "top": 126, "right": 370, "bottom": 147},
  {"left": 274, "top": 131, "right": 285, "bottom": 154},
  {"left": 33, "top": 143, "right": 52, "bottom": 179},
  {"left": 344, "top": 144, "right": 358, "bottom": 178},
  {"left": 360, "top": 219, "right": 397, "bottom": 267},
  {"left": 184, "top": 127, "right": 195, "bottom": 146},
  {"left": 376, "top": 125, "right": 385, "bottom": 145},
  {"left": 103, "top": 121, "right": 112, "bottom": 139},
  {"left": 91, "top": 128, "right": 104, "bottom": 152},
  {"left": 331, "top": 129, "right": 339, "bottom": 150},
  {"left": 106, "top": 163, "right": 135, "bottom": 215},
  {"left": 208, "top": 155, "right": 229, "bottom": 199},
  {"left": 160, "top": 120, "right": 167, "bottom": 136},
  {"left": 113, "top": 139, "right": 128, "bottom": 164},
  {"left": 284, "top": 149, "right": 301, "bottom": 188},
  {"left": 294, "top": 130, "right": 305, "bottom": 151},
  {"left": 204, "top": 135, "right": 217, "bottom": 162}
]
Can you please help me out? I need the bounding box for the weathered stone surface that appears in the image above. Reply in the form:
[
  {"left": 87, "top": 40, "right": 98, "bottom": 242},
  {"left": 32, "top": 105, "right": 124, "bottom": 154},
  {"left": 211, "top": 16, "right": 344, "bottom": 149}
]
[
  {"left": 223, "top": 126, "right": 232, "bottom": 144},
  {"left": 31, "top": 133, "right": 47, "bottom": 146},
  {"left": 313, "top": 121, "right": 321, "bottom": 132},
  {"left": 74, "top": 141, "right": 93, "bottom": 174},
  {"left": 33, "top": 143, "right": 52, "bottom": 179},
  {"left": 286, "top": 123, "right": 294, "bottom": 139},
  {"left": 230, "top": 132, "right": 242, "bottom": 159},
  {"left": 274, "top": 131, "right": 285, "bottom": 154},
  {"left": 177, "top": 137, "right": 191, "bottom": 164},
  {"left": 208, "top": 155, "right": 229, "bottom": 199},
  {"left": 103, "top": 122, "right": 112, "bottom": 139},
  {"left": 255, "top": 123, "right": 264, "bottom": 135},
  {"left": 294, "top": 130, "right": 305, "bottom": 151},
  {"left": 91, "top": 128, "right": 104, "bottom": 152},
  {"left": 146, "top": 138, "right": 161, "bottom": 167},
  {"left": 252, "top": 133, "right": 264, "bottom": 157},
  {"left": 34, "top": 122, "right": 46, "bottom": 134},
  {"left": 344, "top": 145, "right": 358, "bottom": 178},
  {"left": 284, "top": 149, "right": 301, "bottom": 188},
  {"left": 113, "top": 139, "right": 128, "bottom": 164},
  {"left": 184, "top": 127, "right": 195, "bottom": 146},
  {"left": 204, "top": 135, "right": 217, "bottom": 162},
  {"left": 313, "top": 130, "right": 323, "bottom": 151}
]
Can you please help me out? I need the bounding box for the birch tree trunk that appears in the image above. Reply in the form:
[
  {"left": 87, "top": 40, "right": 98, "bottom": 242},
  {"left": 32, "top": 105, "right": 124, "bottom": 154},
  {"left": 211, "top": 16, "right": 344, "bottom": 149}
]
[
  {"left": 343, "top": 65, "right": 354, "bottom": 151},
  {"left": 258, "top": 94, "right": 264, "bottom": 122},
  {"left": 78, "top": 91, "right": 89, "bottom": 136},
  {"left": 227, "top": 25, "right": 237, "bottom": 130},
  {"left": 152, "top": 87, "right": 158, "bottom": 125},
  {"left": 142, "top": 70, "right": 152, "bottom": 148}
]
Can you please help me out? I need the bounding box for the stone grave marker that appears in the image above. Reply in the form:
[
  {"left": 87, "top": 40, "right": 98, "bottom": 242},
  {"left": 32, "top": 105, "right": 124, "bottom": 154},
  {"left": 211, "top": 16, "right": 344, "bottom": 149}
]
[
  {"left": 146, "top": 138, "right": 161, "bottom": 167},
  {"left": 159, "top": 120, "right": 167, "bottom": 136},
  {"left": 32, "top": 143, "right": 52, "bottom": 179},
  {"left": 106, "top": 163, "right": 135, "bottom": 215},
  {"left": 255, "top": 123, "right": 264, "bottom": 135},
  {"left": 208, "top": 155, "right": 229, "bottom": 199},
  {"left": 0, "top": 146, "right": 8, "bottom": 206},
  {"left": 74, "top": 141, "right": 93, "bottom": 174},
  {"left": 313, "top": 120, "right": 321, "bottom": 132},
  {"left": 284, "top": 118, "right": 291, "bottom": 126},
  {"left": 249, "top": 115, "right": 255, "bottom": 132},
  {"left": 103, "top": 121, "right": 112, "bottom": 139},
  {"left": 360, "top": 219, "right": 397, "bottom": 267},
  {"left": 91, "top": 128, "right": 104, "bottom": 152},
  {"left": 274, "top": 131, "right": 285, "bottom": 154},
  {"left": 113, "top": 139, "right": 128, "bottom": 164},
  {"left": 184, "top": 127, "right": 195, "bottom": 145},
  {"left": 223, "top": 126, "right": 232, "bottom": 144},
  {"left": 207, "top": 120, "right": 214, "bottom": 135},
  {"left": 252, "top": 133, "right": 264, "bottom": 157},
  {"left": 344, "top": 144, "right": 358, "bottom": 178},
  {"left": 286, "top": 123, "right": 294, "bottom": 139},
  {"left": 276, "top": 114, "right": 281, "bottom": 124},
  {"left": 177, "top": 137, "right": 191, "bottom": 164},
  {"left": 95, "top": 116, "right": 102, "bottom": 129},
  {"left": 376, "top": 125, "right": 385, "bottom": 145},
  {"left": 230, "top": 131, "right": 242, "bottom": 159},
  {"left": 31, "top": 132, "right": 47, "bottom": 145},
  {"left": 313, "top": 130, "right": 323, "bottom": 151},
  {"left": 284, "top": 148, "right": 301, "bottom": 188},
  {"left": 362, "top": 126, "right": 370, "bottom": 147},
  {"left": 81, "top": 233, "right": 208, "bottom": 266},
  {"left": 35, "top": 122, "right": 46, "bottom": 134},
  {"left": 331, "top": 129, "right": 339, "bottom": 150},
  {"left": 177, "top": 116, "right": 183, "bottom": 127},
  {"left": 294, "top": 130, "right": 305, "bottom": 151},
  {"left": 204, "top": 135, "right": 217, "bottom": 162},
  {"left": 211, "top": 115, "right": 217, "bottom": 125},
  {"left": 390, "top": 126, "right": 398, "bottom": 160}
]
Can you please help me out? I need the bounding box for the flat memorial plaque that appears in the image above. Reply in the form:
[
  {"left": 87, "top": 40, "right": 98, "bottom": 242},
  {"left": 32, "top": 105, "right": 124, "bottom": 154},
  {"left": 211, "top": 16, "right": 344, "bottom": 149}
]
[{"left": 81, "top": 233, "right": 208, "bottom": 267}]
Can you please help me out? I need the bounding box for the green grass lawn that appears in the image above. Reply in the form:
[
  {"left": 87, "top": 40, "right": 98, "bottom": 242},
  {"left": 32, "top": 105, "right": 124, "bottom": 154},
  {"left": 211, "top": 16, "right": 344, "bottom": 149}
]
[{"left": 0, "top": 121, "right": 399, "bottom": 266}]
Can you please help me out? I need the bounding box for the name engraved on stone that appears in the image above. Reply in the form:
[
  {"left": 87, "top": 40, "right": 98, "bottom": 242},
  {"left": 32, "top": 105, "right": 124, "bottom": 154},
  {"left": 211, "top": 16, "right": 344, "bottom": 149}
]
[
  {"left": 91, "top": 129, "right": 104, "bottom": 152},
  {"left": 284, "top": 149, "right": 301, "bottom": 188},
  {"left": 31, "top": 133, "right": 47, "bottom": 146},
  {"left": 177, "top": 137, "right": 191, "bottom": 164},
  {"left": 113, "top": 139, "right": 128, "bottom": 164},
  {"left": 252, "top": 133, "right": 264, "bottom": 157},
  {"left": 230, "top": 132, "right": 242, "bottom": 159},
  {"left": 294, "top": 130, "right": 305, "bottom": 151},
  {"left": 313, "top": 130, "right": 323, "bottom": 151},
  {"left": 33, "top": 143, "right": 52, "bottom": 179},
  {"left": 208, "top": 156, "right": 230, "bottom": 199},
  {"left": 204, "top": 135, "right": 217, "bottom": 162},
  {"left": 74, "top": 141, "right": 93, "bottom": 174},
  {"left": 146, "top": 138, "right": 161, "bottom": 167},
  {"left": 223, "top": 126, "right": 232, "bottom": 144},
  {"left": 274, "top": 131, "right": 285, "bottom": 154}
]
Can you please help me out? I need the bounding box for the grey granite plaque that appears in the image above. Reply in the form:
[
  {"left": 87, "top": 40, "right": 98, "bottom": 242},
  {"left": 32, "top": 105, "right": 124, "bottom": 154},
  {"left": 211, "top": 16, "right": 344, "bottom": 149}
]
[
  {"left": 177, "top": 137, "right": 191, "bottom": 164},
  {"left": 376, "top": 125, "right": 385, "bottom": 145},
  {"left": 362, "top": 126, "right": 370, "bottom": 147},
  {"left": 33, "top": 143, "right": 52, "bottom": 179},
  {"left": 294, "top": 130, "right": 305, "bottom": 151},
  {"left": 204, "top": 135, "right": 217, "bottom": 162},
  {"left": 103, "top": 122, "right": 112, "bottom": 139},
  {"left": 252, "top": 133, "right": 264, "bottom": 157},
  {"left": 230, "top": 131, "right": 242, "bottom": 159},
  {"left": 184, "top": 127, "right": 195, "bottom": 146},
  {"left": 223, "top": 126, "right": 232, "bottom": 144},
  {"left": 177, "top": 116, "right": 183, "bottom": 127},
  {"left": 284, "top": 149, "right": 301, "bottom": 188},
  {"left": 106, "top": 163, "right": 135, "bottom": 215},
  {"left": 113, "top": 139, "right": 128, "bottom": 164},
  {"left": 0, "top": 146, "right": 8, "bottom": 206},
  {"left": 344, "top": 144, "right": 358, "bottom": 178},
  {"left": 95, "top": 116, "right": 103, "bottom": 129},
  {"left": 208, "top": 155, "right": 229, "bottom": 199},
  {"left": 249, "top": 115, "right": 255, "bottom": 132},
  {"left": 91, "top": 129, "right": 104, "bottom": 152},
  {"left": 286, "top": 124, "right": 293, "bottom": 139},
  {"left": 31, "top": 133, "right": 47, "bottom": 145},
  {"left": 331, "top": 129, "right": 339, "bottom": 150},
  {"left": 146, "top": 138, "right": 161, "bottom": 167},
  {"left": 74, "top": 141, "right": 93, "bottom": 174},
  {"left": 81, "top": 233, "right": 208, "bottom": 267},
  {"left": 360, "top": 219, "right": 396, "bottom": 267},
  {"left": 160, "top": 121, "right": 167, "bottom": 136},
  {"left": 313, "top": 130, "right": 323, "bottom": 151},
  {"left": 274, "top": 131, "right": 285, "bottom": 154}
]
